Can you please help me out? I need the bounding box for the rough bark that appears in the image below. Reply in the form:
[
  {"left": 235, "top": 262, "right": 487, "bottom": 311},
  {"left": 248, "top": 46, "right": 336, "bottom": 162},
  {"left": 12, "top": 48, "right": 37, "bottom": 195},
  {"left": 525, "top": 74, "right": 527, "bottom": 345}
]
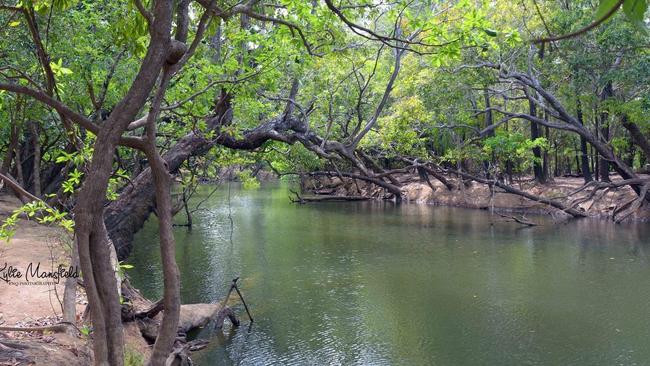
[
  {"left": 576, "top": 99, "right": 592, "bottom": 182},
  {"left": 29, "top": 121, "right": 41, "bottom": 197},
  {"left": 73, "top": 2, "right": 174, "bottom": 365},
  {"left": 598, "top": 82, "right": 613, "bottom": 182},
  {"left": 1, "top": 123, "right": 18, "bottom": 174},
  {"left": 621, "top": 115, "right": 650, "bottom": 163}
]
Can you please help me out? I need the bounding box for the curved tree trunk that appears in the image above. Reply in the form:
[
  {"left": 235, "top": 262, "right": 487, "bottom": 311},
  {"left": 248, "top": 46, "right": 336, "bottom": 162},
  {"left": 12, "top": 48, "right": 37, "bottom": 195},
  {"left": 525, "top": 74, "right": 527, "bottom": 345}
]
[{"left": 621, "top": 115, "right": 650, "bottom": 163}]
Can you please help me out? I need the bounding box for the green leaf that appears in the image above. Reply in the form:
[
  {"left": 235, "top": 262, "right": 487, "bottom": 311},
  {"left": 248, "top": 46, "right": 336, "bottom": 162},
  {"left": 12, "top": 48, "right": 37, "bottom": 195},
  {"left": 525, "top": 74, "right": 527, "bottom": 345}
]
[
  {"left": 595, "top": 0, "right": 621, "bottom": 19},
  {"left": 9, "top": 21, "right": 20, "bottom": 27},
  {"left": 483, "top": 28, "right": 497, "bottom": 37},
  {"left": 623, "top": 0, "right": 648, "bottom": 27}
]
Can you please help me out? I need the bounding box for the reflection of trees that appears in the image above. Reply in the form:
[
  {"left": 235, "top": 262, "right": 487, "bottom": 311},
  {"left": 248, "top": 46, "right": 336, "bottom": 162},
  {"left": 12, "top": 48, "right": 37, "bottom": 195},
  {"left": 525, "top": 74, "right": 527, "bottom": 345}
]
[{"left": 131, "top": 185, "right": 650, "bottom": 364}]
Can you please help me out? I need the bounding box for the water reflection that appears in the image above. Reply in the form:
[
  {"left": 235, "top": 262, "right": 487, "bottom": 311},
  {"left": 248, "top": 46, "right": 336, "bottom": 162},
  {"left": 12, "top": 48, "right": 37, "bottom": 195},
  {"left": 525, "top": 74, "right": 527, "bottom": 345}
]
[{"left": 129, "top": 183, "right": 650, "bottom": 365}]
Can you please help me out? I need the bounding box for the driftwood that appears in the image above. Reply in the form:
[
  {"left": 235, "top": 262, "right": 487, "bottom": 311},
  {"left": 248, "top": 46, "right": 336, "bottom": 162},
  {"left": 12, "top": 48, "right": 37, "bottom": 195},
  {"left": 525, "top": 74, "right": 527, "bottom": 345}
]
[
  {"left": 494, "top": 212, "right": 539, "bottom": 226},
  {"left": 289, "top": 189, "right": 371, "bottom": 203},
  {"left": 119, "top": 278, "right": 240, "bottom": 366}
]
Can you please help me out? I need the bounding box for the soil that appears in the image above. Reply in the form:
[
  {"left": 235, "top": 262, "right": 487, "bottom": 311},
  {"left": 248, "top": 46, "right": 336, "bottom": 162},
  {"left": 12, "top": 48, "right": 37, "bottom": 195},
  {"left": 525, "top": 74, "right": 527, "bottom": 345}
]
[
  {"left": 0, "top": 193, "right": 241, "bottom": 365},
  {"left": 0, "top": 194, "right": 92, "bottom": 365}
]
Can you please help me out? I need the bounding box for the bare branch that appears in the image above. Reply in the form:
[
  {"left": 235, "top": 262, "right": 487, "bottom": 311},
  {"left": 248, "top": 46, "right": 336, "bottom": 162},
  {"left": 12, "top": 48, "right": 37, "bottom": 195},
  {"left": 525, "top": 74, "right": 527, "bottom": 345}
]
[{"left": 0, "top": 83, "right": 98, "bottom": 134}]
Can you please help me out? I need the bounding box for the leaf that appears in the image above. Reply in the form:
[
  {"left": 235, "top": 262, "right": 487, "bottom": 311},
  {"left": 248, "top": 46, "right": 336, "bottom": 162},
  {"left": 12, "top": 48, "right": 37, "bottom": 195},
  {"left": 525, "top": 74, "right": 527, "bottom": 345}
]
[
  {"left": 623, "top": 0, "right": 648, "bottom": 27},
  {"left": 483, "top": 28, "right": 497, "bottom": 37},
  {"left": 595, "top": 0, "right": 621, "bottom": 20},
  {"left": 9, "top": 21, "right": 20, "bottom": 27}
]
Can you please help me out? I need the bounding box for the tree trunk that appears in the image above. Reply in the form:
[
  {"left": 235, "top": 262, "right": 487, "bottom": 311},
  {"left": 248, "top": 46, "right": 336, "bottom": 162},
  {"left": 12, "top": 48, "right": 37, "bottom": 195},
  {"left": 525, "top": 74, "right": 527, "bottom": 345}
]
[
  {"left": 542, "top": 125, "right": 550, "bottom": 181},
  {"left": 621, "top": 114, "right": 650, "bottom": 163},
  {"left": 576, "top": 99, "right": 592, "bottom": 182},
  {"left": 106, "top": 132, "right": 211, "bottom": 259},
  {"left": 1, "top": 124, "right": 18, "bottom": 175},
  {"left": 598, "top": 82, "right": 613, "bottom": 182},
  {"left": 76, "top": 2, "right": 174, "bottom": 364},
  {"left": 29, "top": 122, "right": 41, "bottom": 197},
  {"left": 14, "top": 143, "right": 24, "bottom": 186},
  {"left": 74, "top": 137, "right": 125, "bottom": 366},
  {"left": 528, "top": 96, "right": 545, "bottom": 182},
  {"left": 483, "top": 88, "right": 494, "bottom": 177}
]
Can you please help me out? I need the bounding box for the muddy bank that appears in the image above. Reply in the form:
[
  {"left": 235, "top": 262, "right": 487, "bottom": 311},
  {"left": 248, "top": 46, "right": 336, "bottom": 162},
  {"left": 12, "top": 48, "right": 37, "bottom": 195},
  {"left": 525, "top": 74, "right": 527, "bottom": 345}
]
[
  {"left": 0, "top": 194, "right": 240, "bottom": 365},
  {"left": 303, "top": 173, "right": 650, "bottom": 222}
]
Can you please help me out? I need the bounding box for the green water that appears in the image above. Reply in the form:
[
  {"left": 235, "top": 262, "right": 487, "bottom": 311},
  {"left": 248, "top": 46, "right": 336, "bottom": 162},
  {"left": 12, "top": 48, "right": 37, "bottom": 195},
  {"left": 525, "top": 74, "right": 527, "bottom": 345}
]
[{"left": 128, "top": 183, "right": 650, "bottom": 366}]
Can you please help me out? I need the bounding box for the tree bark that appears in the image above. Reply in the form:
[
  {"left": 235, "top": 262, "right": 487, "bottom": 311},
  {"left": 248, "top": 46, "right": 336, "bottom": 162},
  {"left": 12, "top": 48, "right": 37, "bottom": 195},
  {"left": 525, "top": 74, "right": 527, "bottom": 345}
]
[
  {"left": 529, "top": 94, "right": 545, "bottom": 183},
  {"left": 14, "top": 143, "right": 24, "bottom": 186},
  {"left": 74, "top": 2, "right": 174, "bottom": 364},
  {"left": 598, "top": 82, "right": 613, "bottom": 182},
  {"left": 576, "top": 99, "right": 592, "bottom": 182},
  {"left": 1, "top": 123, "right": 18, "bottom": 175},
  {"left": 29, "top": 122, "right": 41, "bottom": 197},
  {"left": 621, "top": 115, "right": 650, "bottom": 163}
]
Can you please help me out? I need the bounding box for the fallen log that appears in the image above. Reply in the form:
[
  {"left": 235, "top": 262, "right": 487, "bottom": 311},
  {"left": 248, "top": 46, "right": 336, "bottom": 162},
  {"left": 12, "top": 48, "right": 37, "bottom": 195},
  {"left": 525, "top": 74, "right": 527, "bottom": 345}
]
[
  {"left": 178, "top": 303, "right": 239, "bottom": 333},
  {"left": 494, "top": 212, "right": 539, "bottom": 226},
  {"left": 289, "top": 189, "right": 371, "bottom": 203},
  {"left": 294, "top": 195, "right": 371, "bottom": 202}
]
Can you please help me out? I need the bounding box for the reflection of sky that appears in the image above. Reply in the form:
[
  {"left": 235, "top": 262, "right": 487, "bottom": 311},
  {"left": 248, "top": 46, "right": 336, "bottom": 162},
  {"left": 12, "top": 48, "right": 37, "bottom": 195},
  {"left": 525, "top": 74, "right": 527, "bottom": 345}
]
[{"left": 129, "top": 183, "right": 650, "bottom": 366}]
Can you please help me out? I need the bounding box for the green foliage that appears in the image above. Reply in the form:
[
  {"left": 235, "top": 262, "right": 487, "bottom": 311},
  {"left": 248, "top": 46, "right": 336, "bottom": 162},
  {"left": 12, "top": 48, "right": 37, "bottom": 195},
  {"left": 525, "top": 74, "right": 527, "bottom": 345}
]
[
  {"left": 124, "top": 346, "right": 145, "bottom": 366},
  {"left": 0, "top": 201, "right": 74, "bottom": 241},
  {"left": 596, "top": 0, "right": 648, "bottom": 29},
  {"left": 117, "top": 261, "right": 134, "bottom": 279},
  {"left": 238, "top": 170, "right": 260, "bottom": 190},
  {"left": 1, "top": 0, "right": 650, "bottom": 223},
  {"left": 80, "top": 325, "right": 91, "bottom": 337},
  {"left": 444, "top": 132, "right": 548, "bottom": 178},
  {"left": 371, "top": 96, "right": 429, "bottom": 157},
  {"left": 482, "top": 133, "right": 548, "bottom": 174},
  {"left": 622, "top": 0, "right": 648, "bottom": 28}
]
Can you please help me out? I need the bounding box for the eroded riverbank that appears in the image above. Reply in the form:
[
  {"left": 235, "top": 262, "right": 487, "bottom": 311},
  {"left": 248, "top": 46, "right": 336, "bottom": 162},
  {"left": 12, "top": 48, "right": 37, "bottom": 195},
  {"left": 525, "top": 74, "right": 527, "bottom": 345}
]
[{"left": 304, "top": 173, "right": 650, "bottom": 222}]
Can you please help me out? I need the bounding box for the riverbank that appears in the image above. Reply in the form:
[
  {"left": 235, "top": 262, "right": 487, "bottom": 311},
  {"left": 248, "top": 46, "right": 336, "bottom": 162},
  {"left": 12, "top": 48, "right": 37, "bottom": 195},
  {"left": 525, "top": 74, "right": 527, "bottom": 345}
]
[
  {"left": 304, "top": 173, "right": 650, "bottom": 222},
  {"left": 0, "top": 195, "right": 154, "bottom": 365},
  {"left": 0, "top": 194, "right": 241, "bottom": 365},
  {"left": 0, "top": 195, "right": 91, "bottom": 365}
]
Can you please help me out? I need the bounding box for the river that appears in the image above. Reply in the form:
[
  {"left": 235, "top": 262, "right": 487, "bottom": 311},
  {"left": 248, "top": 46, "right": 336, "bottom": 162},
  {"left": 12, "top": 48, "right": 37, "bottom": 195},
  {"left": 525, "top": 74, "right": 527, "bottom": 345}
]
[{"left": 128, "top": 183, "right": 650, "bottom": 365}]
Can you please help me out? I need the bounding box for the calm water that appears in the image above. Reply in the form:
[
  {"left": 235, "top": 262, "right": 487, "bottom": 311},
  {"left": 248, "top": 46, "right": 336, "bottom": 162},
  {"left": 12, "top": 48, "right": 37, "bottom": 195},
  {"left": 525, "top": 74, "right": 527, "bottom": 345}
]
[{"left": 128, "top": 183, "right": 650, "bottom": 366}]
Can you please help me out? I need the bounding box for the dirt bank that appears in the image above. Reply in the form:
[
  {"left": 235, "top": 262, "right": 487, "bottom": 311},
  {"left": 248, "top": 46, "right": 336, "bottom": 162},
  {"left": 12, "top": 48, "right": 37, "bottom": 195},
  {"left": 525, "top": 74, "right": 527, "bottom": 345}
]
[
  {"left": 0, "top": 194, "right": 91, "bottom": 365},
  {"left": 304, "top": 173, "right": 650, "bottom": 222},
  {"left": 0, "top": 193, "right": 241, "bottom": 365}
]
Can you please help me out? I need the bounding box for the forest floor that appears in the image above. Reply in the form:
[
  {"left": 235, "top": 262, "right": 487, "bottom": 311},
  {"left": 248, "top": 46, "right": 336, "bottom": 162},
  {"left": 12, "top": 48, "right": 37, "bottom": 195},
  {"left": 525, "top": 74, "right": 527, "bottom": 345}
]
[
  {"left": 0, "top": 195, "right": 76, "bottom": 324},
  {"left": 305, "top": 173, "right": 650, "bottom": 222},
  {"left": 0, "top": 194, "right": 91, "bottom": 365}
]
